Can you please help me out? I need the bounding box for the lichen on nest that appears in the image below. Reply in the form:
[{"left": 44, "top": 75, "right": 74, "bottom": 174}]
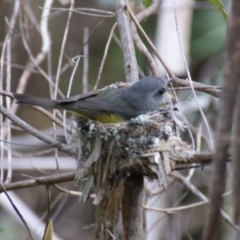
[
  {"left": 73, "top": 105, "right": 194, "bottom": 187},
  {"left": 71, "top": 103, "right": 195, "bottom": 238}
]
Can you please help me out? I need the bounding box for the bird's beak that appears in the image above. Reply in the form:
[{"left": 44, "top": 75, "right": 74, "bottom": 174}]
[
  {"left": 159, "top": 79, "right": 173, "bottom": 107},
  {"left": 166, "top": 78, "right": 173, "bottom": 102},
  {"left": 167, "top": 78, "right": 172, "bottom": 86},
  {"left": 166, "top": 92, "right": 172, "bottom": 100},
  {"left": 159, "top": 92, "right": 173, "bottom": 107}
]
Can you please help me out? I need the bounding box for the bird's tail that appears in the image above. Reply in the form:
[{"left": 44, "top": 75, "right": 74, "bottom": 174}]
[{"left": 14, "top": 94, "right": 58, "bottom": 109}]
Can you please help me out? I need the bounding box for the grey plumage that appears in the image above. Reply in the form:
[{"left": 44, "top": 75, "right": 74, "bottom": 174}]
[{"left": 14, "top": 76, "right": 171, "bottom": 121}]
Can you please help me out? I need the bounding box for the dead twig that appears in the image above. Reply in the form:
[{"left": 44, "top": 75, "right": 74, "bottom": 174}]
[{"left": 0, "top": 172, "right": 75, "bottom": 193}]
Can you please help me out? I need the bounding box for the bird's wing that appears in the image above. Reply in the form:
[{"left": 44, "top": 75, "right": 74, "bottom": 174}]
[
  {"left": 61, "top": 97, "right": 117, "bottom": 118},
  {"left": 54, "top": 90, "right": 100, "bottom": 103}
]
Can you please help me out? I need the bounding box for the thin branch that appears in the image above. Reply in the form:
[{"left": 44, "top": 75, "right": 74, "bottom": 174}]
[
  {"left": 31, "top": 106, "right": 72, "bottom": 134},
  {"left": 171, "top": 172, "right": 237, "bottom": 230},
  {"left": 0, "top": 90, "right": 72, "bottom": 133},
  {"left": 12, "top": 0, "right": 56, "bottom": 117},
  {"left": 127, "top": 4, "right": 221, "bottom": 99},
  {"left": 0, "top": 183, "right": 35, "bottom": 240},
  {"left": 63, "top": 55, "right": 82, "bottom": 142},
  {"left": 131, "top": 23, "right": 158, "bottom": 76},
  {"left": 53, "top": 0, "right": 74, "bottom": 98},
  {"left": 52, "top": 0, "right": 74, "bottom": 171},
  {"left": 171, "top": 83, "right": 221, "bottom": 98},
  {"left": 127, "top": 4, "right": 174, "bottom": 79},
  {"left": 171, "top": 83, "right": 196, "bottom": 149},
  {"left": 5, "top": 0, "right": 20, "bottom": 184},
  {"left": 53, "top": 184, "right": 96, "bottom": 199},
  {"left": 93, "top": 22, "right": 118, "bottom": 90},
  {"left": 172, "top": 0, "right": 213, "bottom": 150},
  {"left": 0, "top": 172, "right": 76, "bottom": 193},
  {"left": 0, "top": 104, "right": 75, "bottom": 156},
  {"left": 0, "top": 9, "right": 8, "bottom": 183},
  {"left": 131, "top": 0, "right": 161, "bottom": 76},
  {"left": 83, "top": 27, "right": 89, "bottom": 94},
  {"left": 144, "top": 199, "right": 208, "bottom": 214},
  {"left": 46, "top": 7, "right": 115, "bottom": 18}
]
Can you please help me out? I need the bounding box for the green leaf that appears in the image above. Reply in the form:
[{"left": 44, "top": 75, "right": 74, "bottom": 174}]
[
  {"left": 43, "top": 221, "right": 53, "bottom": 240},
  {"left": 209, "top": 0, "right": 228, "bottom": 20},
  {"left": 143, "top": 0, "right": 152, "bottom": 8}
]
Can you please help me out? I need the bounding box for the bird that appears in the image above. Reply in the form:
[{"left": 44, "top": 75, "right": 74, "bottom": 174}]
[{"left": 14, "top": 76, "right": 172, "bottom": 123}]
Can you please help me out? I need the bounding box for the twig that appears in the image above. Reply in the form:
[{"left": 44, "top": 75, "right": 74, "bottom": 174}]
[
  {"left": 172, "top": 0, "right": 213, "bottom": 150},
  {"left": 53, "top": 0, "right": 74, "bottom": 98},
  {"left": 24, "top": 4, "right": 41, "bottom": 33},
  {"left": 102, "top": 141, "right": 115, "bottom": 185},
  {"left": 93, "top": 22, "right": 117, "bottom": 90},
  {"left": 13, "top": 0, "right": 56, "bottom": 117},
  {"left": 5, "top": 0, "right": 20, "bottom": 184},
  {"left": 31, "top": 106, "right": 72, "bottom": 134},
  {"left": 127, "top": 5, "right": 221, "bottom": 100},
  {"left": 1, "top": 92, "right": 71, "bottom": 134},
  {"left": 144, "top": 199, "right": 208, "bottom": 214},
  {"left": 12, "top": 149, "right": 55, "bottom": 158},
  {"left": 0, "top": 10, "right": 8, "bottom": 183},
  {"left": 2, "top": 62, "right": 41, "bottom": 74},
  {"left": 136, "top": 0, "right": 160, "bottom": 22},
  {"left": 63, "top": 55, "right": 82, "bottom": 143},
  {"left": 53, "top": 0, "right": 74, "bottom": 171},
  {"left": 0, "top": 90, "right": 70, "bottom": 134},
  {"left": 83, "top": 27, "right": 89, "bottom": 94},
  {"left": 170, "top": 172, "right": 207, "bottom": 201},
  {"left": 18, "top": 4, "right": 64, "bottom": 98},
  {"left": 53, "top": 184, "right": 96, "bottom": 199},
  {"left": 127, "top": 4, "right": 174, "bottom": 79},
  {"left": 131, "top": 0, "right": 161, "bottom": 76},
  {"left": 131, "top": 23, "right": 158, "bottom": 76},
  {"left": 171, "top": 83, "right": 196, "bottom": 149},
  {"left": 44, "top": 186, "right": 51, "bottom": 238},
  {"left": 0, "top": 172, "right": 76, "bottom": 192},
  {"left": 0, "top": 183, "right": 35, "bottom": 240},
  {"left": 0, "top": 104, "right": 75, "bottom": 156},
  {"left": 171, "top": 172, "right": 237, "bottom": 230},
  {"left": 47, "top": 7, "right": 115, "bottom": 18},
  {"left": 172, "top": 79, "right": 221, "bottom": 98}
]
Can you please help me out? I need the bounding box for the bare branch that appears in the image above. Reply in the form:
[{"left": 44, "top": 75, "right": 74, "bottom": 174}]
[
  {"left": 127, "top": 4, "right": 174, "bottom": 78},
  {"left": 0, "top": 104, "right": 75, "bottom": 156},
  {"left": 173, "top": 0, "right": 213, "bottom": 150},
  {"left": 203, "top": 0, "right": 240, "bottom": 238},
  {"left": 0, "top": 183, "right": 35, "bottom": 240},
  {"left": 171, "top": 80, "right": 221, "bottom": 98},
  {"left": 54, "top": 0, "right": 74, "bottom": 98},
  {"left": 94, "top": 23, "right": 118, "bottom": 90},
  {"left": 171, "top": 172, "right": 237, "bottom": 230},
  {"left": 131, "top": 0, "right": 161, "bottom": 76},
  {"left": 53, "top": 184, "right": 96, "bottom": 199},
  {"left": 0, "top": 172, "right": 75, "bottom": 193},
  {"left": 115, "top": 0, "right": 138, "bottom": 83}
]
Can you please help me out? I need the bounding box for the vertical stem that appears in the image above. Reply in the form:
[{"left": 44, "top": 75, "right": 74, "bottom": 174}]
[
  {"left": 114, "top": 1, "right": 143, "bottom": 239},
  {"left": 114, "top": 0, "right": 138, "bottom": 83},
  {"left": 203, "top": 0, "right": 240, "bottom": 239},
  {"left": 122, "top": 173, "right": 144, "bottom": 240}
]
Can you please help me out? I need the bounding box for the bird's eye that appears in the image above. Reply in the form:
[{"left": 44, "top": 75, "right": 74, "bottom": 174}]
[{"left": 158, "top": 88, "right": 165, "bottom": 95}]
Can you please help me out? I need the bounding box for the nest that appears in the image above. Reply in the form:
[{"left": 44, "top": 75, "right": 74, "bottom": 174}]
[{"left": 71, "top": 102, "right": 195, "bottom": 238}]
